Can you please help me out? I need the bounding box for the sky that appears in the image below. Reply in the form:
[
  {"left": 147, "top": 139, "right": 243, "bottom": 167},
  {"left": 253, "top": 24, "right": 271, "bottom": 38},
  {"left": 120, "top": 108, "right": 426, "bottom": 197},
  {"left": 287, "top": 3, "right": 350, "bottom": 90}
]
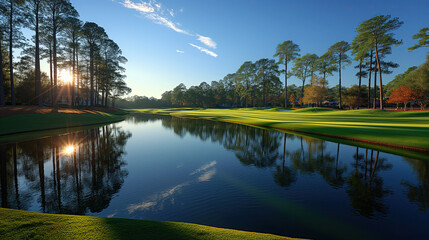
[{"left": 62, "top": 0, "right": 429, "bottom": 98}]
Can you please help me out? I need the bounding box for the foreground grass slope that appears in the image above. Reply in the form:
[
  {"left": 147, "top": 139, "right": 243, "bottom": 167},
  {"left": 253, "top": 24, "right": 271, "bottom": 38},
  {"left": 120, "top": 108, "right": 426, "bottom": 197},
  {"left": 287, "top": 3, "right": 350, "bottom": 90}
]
[
  {"left": 0, "top": 208, "right": 297, "bottom": 240},
  {"left": 137, "top": 108, "right": 429, "bottom": 151},
  {"left": 0, "top": 109, "right": 127, "bottom": 137}
]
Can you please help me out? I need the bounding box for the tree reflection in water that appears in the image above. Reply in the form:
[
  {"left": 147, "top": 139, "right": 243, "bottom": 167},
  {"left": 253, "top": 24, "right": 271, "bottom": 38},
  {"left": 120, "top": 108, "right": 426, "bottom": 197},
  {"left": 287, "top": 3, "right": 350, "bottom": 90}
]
[
  {"left": 2, "top": 114, "right": 429, "bottom": 223},
  {"left": 143, "top": 114, "right": 428, "bottom": 219},
  {"left": 401, "top": 158, "right": 429, "bottom": 212},
  {"left": 346, "top": 148, "right": 392, "bottom": 219},
  {"left": 0, "top": 125, "right": 131, "bottom": 215}
]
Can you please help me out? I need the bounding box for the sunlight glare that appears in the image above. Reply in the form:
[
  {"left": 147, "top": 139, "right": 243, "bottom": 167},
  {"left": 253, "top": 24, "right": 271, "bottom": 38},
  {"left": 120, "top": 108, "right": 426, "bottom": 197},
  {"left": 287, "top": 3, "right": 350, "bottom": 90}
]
[
  {"left": 64, "top": 145, "right": 75, "bottom": 155},
  {"left": 60, "top": 69, "right": 73, "bottom": 84}
]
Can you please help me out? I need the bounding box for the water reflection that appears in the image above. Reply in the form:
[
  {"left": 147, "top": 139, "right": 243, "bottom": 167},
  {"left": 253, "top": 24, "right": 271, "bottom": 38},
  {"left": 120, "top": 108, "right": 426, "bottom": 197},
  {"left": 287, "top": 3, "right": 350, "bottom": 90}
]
[
  {"left": 128, "top": 160, "right": 217, "bottom": 214},
  {"left": 401, "top": 158, "right": 429, "bottom": 212},
  {"left": 0, "top": 125, "right": 131, "bottom": 215},
  {"left": 346, "top": 148, "right": 392, "bottom": 218},
  {"left": 129, "top": 114, "right": 429, "bottom": 219},
  {"left": 2, "top": 114, "right": 429, "bottom": 239}
]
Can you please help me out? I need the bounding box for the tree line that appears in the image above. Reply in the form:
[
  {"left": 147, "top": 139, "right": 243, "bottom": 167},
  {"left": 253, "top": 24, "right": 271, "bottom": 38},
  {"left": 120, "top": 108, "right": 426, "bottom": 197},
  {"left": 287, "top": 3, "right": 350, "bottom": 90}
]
[
  {"left": 121, "top": 15, "right": 427, "bottom": 110},
  {"left": 0, "top": 0, "right": 131, "bottom": 108}
]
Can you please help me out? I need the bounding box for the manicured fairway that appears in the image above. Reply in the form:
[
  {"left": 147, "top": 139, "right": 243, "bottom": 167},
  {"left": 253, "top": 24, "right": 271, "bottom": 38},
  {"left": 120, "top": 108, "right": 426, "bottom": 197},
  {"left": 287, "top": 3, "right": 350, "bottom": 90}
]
[
  {"left": 132, "top": 108, "right": 429, "bottom": 152},
  {"left": 0, "top": 208, "right": 298, "bottom": 240}
]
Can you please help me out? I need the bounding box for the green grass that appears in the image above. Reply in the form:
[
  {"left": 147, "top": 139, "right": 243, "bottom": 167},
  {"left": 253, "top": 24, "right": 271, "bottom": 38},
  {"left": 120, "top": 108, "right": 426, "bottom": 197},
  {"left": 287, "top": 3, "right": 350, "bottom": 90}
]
[
  {"left": 131, "top": 108, "right": 429, "bottom": 157},
  {"left": 0, "top": 208, "right": 298, "bottom": 240},
  {"left": 0, "top": 110, "right": 127, "bottom": 139}
]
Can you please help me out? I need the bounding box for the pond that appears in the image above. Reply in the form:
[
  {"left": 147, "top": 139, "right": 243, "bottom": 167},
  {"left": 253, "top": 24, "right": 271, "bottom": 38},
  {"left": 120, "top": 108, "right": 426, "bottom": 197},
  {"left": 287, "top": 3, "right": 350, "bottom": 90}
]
[{"left": 1, "top": 114, "right": 428, "bottom": 240}]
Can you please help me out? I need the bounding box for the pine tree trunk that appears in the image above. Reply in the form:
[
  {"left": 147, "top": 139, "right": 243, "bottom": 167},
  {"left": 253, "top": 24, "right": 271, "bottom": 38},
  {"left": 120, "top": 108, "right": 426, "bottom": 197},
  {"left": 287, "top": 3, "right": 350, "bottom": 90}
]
[
  {"left": 245, "top": 80, "right": 248, "bottom": 108},
  {"left": 368, "top": 50, "right": 373, "bottom": 109},
  {"left": 76, "top": 47, "right": 79, "bottom": 106},
  {"left": 338, "top": 56, "right": 342, "bottom": 109},
  {"left": 49, "top": 44, "right": 53, "bottom": 106},
  {"left": 373, "top": 68, "right": 377, "bottom": 109},
  {"left": 53, "top": 13, "right": 58, "bottom": 108},
  {"left": 0, "top": 33, "right": 5, "bottom": 106},
  {"left": 90, "top": 46, "right": 94, "bottom": 106},
  {"left": 284, "top": 60, "right": 288, "bottom": 108},
  {"left": 35, "top": 3, "right": 42, "bottom": 106},
  {"left": 357, "top": 58, "right": 362, "bottom": 109},
  {"left": 72, "top": 39, "right": 76, "bottom": 107},
  {"left": 9, "top": 0, "right": 15, "bottom": 105},
  {"left": 374, "top": 40, "right": 384, "bottom": 110},
  {"left": 105, "top": 89, "right": 108, "bottom": 107}
]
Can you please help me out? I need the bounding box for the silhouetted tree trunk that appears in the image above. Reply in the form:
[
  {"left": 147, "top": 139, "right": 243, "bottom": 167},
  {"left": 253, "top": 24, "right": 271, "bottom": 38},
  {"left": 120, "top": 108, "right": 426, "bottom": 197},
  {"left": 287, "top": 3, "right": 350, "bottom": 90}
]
[
  {"left": 373, "top": 69, "right": 377, "bottom": 109},
  {"left": 72, "top": 44, "right": 76, "bottom": 107},
  {"left": 0, "top": 33, "right": 5, "bottom": 106},
  {"left": 339, "top": 54, "right": 342, "bottom": 109},
  {"left": 357, "top": 58, "right": 363, "bottom": 109},
  {"left": 53, "top": 15, "right": 58, "bottom": 108},
  {"left": 9, "top": 0, "right": 15, "bottom": 105},
  {"left": 374, "top": 40, "right": 384, "bottom": 109},
  {"left": 49, "top": 43, "right": 53, "bottom": 106},
  {"left": 76, "top": 49, "right": 79, "bottom": 105},
  {"left": 34, "top": 2, "right": 42, "bottom": 106},
  {"left": 284, "top": 59, "right": 288, "bottom": 108},
  {"left": 368, "top": 50, "right": 373, "bottom": 109},
  {"left": 90, "top": 47, "right": 94, "bottom": 106}
]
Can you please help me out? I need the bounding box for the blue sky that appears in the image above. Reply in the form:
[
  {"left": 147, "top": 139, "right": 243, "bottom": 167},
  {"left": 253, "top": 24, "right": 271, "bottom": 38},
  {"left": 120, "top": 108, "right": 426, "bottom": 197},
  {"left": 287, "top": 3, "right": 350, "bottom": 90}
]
[{"left": 68, "top": 0, "right": 429, "bottom": 98}]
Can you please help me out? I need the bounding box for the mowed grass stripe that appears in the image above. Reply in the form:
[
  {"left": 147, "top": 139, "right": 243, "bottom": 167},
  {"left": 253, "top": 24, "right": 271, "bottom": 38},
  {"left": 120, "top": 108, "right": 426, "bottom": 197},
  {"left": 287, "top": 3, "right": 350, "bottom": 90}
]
[{"left": 158, "top": 108, "right": 429, "bottom": 150}]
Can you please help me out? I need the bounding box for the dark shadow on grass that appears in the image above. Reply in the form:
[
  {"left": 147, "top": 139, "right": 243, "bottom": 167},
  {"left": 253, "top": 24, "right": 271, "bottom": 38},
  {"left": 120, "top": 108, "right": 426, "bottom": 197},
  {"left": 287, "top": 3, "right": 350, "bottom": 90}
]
[{"left": 102, "top": 218, "right": 212, "bottom": 240}]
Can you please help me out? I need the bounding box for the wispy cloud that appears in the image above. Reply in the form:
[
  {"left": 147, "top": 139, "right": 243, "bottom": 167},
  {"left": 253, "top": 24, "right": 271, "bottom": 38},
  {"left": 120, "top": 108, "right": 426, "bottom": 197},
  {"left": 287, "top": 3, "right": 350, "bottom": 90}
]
[
  {"left": 189, "top": 43, "right": 218, "bottom": 58},
  {"left": 122, "top": 0, "right": 189, "bottom": 34},
  {"left": 122, "top": 0, "right": 154, "bottom": 13},
  {"left": 120, "top": 0, "right": 218, "bottom": 56},
  {"left": 168, "top": 9, "right": 174, "bottom": 17},
  {"left": 176, "top": 50, "right": 184, "bottom": 54},
  {"left": 197, "top": 35, "right": 217, "bottom": 49}
]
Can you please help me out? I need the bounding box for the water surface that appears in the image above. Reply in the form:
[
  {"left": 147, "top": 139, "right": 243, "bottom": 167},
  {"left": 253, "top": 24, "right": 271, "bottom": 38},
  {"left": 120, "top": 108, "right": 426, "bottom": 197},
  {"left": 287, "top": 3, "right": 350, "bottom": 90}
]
[{"left": 1, "top": 114, "right": 428, "bottom": 239}]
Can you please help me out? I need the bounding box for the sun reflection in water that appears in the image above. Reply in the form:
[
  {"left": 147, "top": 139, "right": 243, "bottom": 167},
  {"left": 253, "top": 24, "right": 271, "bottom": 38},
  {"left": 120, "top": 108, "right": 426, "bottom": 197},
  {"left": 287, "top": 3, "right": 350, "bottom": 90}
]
[{"left": 64, "top": 145, "right": 75, "bottom": 155}]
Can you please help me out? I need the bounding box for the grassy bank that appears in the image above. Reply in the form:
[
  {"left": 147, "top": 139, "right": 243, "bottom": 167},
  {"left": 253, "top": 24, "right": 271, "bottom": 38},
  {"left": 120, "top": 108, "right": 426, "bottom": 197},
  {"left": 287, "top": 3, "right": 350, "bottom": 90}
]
[
  {"left": 132, "top": 108, "right": 429, "bottom": 155},
  {"left": 0, "top": 109, "right": 127, "bottom": 140},
  {"left": 0, "top": 208, "right": 297, "bottom": 240}
]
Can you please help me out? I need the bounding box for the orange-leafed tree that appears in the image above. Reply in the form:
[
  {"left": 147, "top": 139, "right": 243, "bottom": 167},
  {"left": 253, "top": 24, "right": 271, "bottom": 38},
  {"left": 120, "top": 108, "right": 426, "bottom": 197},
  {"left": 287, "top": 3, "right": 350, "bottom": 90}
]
[
  {"left": 289, "top": 93, "right": 296, "bottom": 108},
  {"left": 386, "top": 86, "right": 416, "bottom": 111}
]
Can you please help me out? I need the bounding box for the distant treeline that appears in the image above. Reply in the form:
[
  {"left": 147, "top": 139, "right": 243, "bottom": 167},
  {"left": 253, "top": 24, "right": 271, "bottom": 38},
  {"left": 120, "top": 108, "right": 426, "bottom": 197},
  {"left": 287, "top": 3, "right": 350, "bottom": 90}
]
[
  {"left": 118, "top": 83, "right": 378, "bottom": 109},
  {"left": 0, "top": 0, "right": 130, "bottom": 107}
]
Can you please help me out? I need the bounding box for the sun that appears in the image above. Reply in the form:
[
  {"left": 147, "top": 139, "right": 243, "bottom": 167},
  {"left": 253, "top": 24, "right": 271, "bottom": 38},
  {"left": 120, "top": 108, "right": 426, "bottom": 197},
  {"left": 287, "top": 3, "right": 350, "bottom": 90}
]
[
  {"left": 64, "top": 145, "right": 75, "bottom": 155},
  {"left": 59, "top": 69, "right": 73, "bottom": 84}
]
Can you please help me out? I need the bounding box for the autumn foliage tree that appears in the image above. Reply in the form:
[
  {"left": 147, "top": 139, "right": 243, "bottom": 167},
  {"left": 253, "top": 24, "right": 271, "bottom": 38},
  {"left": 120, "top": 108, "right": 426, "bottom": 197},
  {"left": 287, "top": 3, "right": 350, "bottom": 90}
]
[
  {"left": 289, "top": 93, "right": 296, "bottom": 108},
  {"left": 303, "top": 75, "right": 328, "bottom": 106},
  {"left": 386, "top": 86, "right": 417, "bottom": 111}
]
